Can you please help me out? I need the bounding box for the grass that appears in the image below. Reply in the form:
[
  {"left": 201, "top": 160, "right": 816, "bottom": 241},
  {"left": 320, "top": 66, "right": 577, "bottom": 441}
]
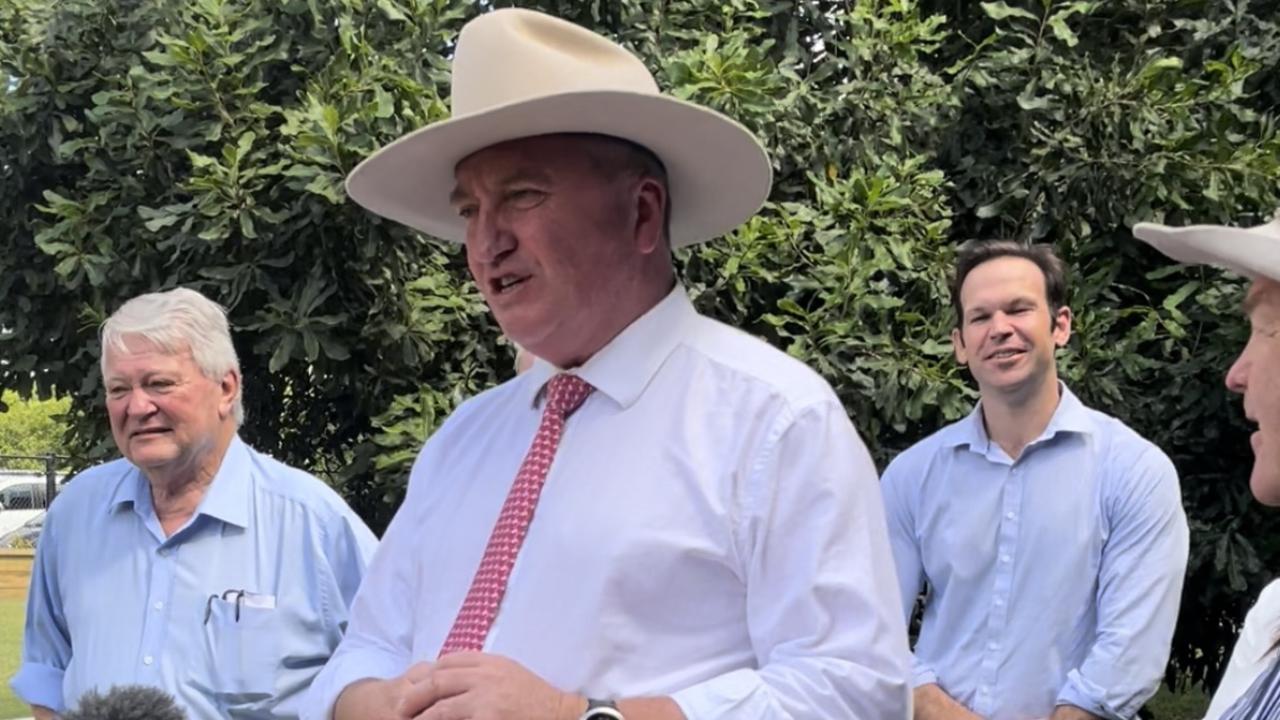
[
  {"left": 1148, "top": 684, "right": 1210, "bottom": 719},
  {"left": 0, "top": 597, "right": 27, "bottom": 719}
]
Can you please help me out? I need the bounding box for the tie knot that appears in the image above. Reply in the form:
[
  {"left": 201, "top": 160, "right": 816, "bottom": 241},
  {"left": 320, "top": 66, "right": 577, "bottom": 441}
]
[{"left": 544, "top": 374, "right": 593, "bottom": 418}]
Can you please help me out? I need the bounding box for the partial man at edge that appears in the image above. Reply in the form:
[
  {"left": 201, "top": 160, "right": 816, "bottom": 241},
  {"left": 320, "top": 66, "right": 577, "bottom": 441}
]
[{"left": 1134, "top": 211, "right": 1280, "bottom": 720}]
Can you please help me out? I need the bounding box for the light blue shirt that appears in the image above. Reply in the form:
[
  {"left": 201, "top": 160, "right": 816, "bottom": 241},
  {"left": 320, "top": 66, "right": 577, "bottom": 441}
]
[
  {"left": 881, "top": 385, "right": 1188, "bottom": 720},
  {"left": 11, "top": 437, "right": 378, "bottom": 718}
]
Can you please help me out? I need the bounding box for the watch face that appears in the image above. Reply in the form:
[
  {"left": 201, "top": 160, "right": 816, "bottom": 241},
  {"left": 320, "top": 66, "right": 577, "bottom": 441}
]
[{"left": 583, "top": 706, "right": 625, "bottom": 720}]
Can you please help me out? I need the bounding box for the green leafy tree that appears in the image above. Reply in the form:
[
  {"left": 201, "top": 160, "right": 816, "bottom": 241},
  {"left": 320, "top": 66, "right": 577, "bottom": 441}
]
[
  {"left": 3, "top": 0, "right": 1278, "bottom": 698},
  {"left": 0, "top": 0, "right": 498, "bottom": 529},
  {"left": 0, "top": 391, "right": 71, "bottom": 469},
  {"left": 914, "top": 0, "right": 1280, "bottom": 690}
]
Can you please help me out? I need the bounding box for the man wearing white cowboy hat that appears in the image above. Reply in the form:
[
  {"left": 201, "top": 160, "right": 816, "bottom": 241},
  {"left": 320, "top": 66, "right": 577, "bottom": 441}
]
[
  {"left": 304, "top": 8, "right": 910, "bottom": 720},
  {"left": 1133, "top": 211, "right": 1280, "bottom": 720}
]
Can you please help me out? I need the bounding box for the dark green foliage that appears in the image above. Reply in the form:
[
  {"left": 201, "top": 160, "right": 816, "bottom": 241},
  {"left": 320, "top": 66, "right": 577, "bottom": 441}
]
[
  {"left": 2, "top": 0, "right": 1278, "bottom": 694},
  {"left": 0, "top": 0, "right": 499, "bottom": 529}
]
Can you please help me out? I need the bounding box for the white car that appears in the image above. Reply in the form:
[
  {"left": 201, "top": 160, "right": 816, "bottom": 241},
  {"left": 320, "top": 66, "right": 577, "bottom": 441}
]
[
  {"left": 0, "top": 476, "right": 60, "bottom": 545},
  {"left": 0, "top": 511, "right": 44, "bottom": 548}
]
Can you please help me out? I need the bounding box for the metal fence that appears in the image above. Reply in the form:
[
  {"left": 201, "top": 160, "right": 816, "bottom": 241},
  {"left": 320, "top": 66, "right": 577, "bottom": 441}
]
[{"left": 0, "top": 455, "right": 71, "bottom": 510}]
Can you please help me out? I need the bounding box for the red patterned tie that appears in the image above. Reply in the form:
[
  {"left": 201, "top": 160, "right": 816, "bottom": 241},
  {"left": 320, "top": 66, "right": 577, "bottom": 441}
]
[{"left": 439, "top": 373, "right": 595, "bottom": 655}]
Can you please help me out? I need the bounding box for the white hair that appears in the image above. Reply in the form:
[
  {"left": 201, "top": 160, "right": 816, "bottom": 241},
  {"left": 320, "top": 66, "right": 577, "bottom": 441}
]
[{"left": 100, "top": 287, "right": 244, "bottom": 426}]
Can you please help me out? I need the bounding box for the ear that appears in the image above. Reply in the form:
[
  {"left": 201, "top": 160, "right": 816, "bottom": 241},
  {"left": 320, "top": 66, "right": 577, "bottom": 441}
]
[
  {"left": 1052, "top": 306, "right": 1073, "bottom": 347},
  {"left": 633, "top": 177, "right": 667, "bottom": 255},
  {"left": 218, "top": 369, "right": 241, "bottom": 421},
  {"left": 952, "top": 326, "right": 969, "bottom": 365}
]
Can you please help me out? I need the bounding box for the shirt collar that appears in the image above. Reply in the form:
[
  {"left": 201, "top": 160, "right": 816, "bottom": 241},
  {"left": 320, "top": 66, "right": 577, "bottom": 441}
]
[
  {"left": 106, "top": 435, "right": 253, "bottom": 529},
  {"left": 520, "top": 285, "right": 695, "bottom": 410},
  {"left": 944, "top": 382, "right": 1093, "bottom": 452}
]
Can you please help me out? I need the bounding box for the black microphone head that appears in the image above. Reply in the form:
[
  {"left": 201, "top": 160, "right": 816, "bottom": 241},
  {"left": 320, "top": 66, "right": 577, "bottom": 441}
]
[{"left": 62, "top": 684, "right": 186, "bottom": 720}]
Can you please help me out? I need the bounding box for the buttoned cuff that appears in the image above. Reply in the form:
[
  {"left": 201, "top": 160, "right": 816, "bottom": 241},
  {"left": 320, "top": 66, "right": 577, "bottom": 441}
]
[
  {"left": 301, "top": 647, "right": 405, "bottom": 720},
  {"left": 670, "top": 667, "right": 777, "bottom": 719},
  {"left": 910, "top": 656, "right": 938, "bottom": 689},
  {"left": 1056, "top": 670, "right": 1125, "bottom": 720},
  {"left": 11, "top": 661, "right": 65, "bottom": 713}
]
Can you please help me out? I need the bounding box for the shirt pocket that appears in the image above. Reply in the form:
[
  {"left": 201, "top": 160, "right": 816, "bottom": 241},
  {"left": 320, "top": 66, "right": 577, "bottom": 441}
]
[{"left": 200, "top": 595, "right": 280, "bottom": 699}]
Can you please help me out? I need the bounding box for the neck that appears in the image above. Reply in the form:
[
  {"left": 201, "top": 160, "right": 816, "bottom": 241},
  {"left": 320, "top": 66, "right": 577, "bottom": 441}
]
[
  {"left": 146, "top": 427, "right": 235, "bottom": 536},
  {"left": 547, "top": 274, "right": 675, "bottom": 369},
  {"left": 980, "top": 377, "right": 1062, "bottom": 460}
]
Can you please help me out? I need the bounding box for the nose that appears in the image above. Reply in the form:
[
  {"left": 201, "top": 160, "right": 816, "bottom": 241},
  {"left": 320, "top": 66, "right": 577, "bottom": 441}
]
[
  {"left": 989, "top": 311, "right": 1014, "bottom": 338},
  {"left": 1226, "top": 347, "right": 1250, "bottom": 395},
  {"left": 465, "top": 207, "right": 516, "bottom": 266},
  {"left": 125, "top": 387, "right": 158, "bottom": 417}
]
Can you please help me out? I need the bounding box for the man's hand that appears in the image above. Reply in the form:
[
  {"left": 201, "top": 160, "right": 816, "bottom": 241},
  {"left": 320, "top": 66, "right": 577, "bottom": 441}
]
[
  {"left": 404, "top": 653, "right": 582, "bottom": 720},
  {"left": 30, "top": 705, "right": 55, "bottom": 720},
  {"left": 1048, "top": 704, "right": 1103, "bottom": 720},
  {"left": 913, "top": 684, "right": 985, "bottom": 720},
  {"left": 334, "top": 664, "right": 437, "bottom": 720},
  {"left": 333, "top": 654, "right": 685, "bottom": 720}
]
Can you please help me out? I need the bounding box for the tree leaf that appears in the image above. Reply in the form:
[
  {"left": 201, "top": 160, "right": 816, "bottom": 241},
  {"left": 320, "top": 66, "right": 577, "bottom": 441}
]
[{"left": 980, "top": 2, "right": 1039, "bottom": 21}]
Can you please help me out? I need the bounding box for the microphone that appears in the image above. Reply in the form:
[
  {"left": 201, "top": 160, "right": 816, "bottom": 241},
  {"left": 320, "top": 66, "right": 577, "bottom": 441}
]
[{"left": 61, "top": 684, "right": 186, "bottom": 720}]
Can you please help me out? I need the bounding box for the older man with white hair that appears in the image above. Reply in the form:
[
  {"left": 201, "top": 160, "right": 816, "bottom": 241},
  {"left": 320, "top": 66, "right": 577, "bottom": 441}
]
[
  {"left": 305, "top": 7, "right": 910, "bottom": 720},
  {"left": 11, "top": 287, "right": 377, "bottom": 719},
  {"left": 1133, "top": 211, "right": 1280, "bottom": 720}
]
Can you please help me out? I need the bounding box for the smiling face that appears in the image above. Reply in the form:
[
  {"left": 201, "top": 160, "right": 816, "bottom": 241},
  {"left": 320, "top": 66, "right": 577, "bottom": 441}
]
[
  {"left": 952, "top": 256, "right": 1072, "bottom": 401},
  {"left": 1226, "top": 278, "right": 1280, "bottom": 505},
  {"left": 451, "top": 134, "right": 669, "bottom": 368},
  {"left": 103, "top": 336, "right": 238, "bottom": 481}
]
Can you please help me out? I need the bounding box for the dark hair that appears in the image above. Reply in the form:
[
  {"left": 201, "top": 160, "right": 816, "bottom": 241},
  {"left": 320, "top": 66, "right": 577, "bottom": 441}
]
[
  {"left": 950, "top": 240, "right": 1069, "bottom": 329},
  {"left": 573, "top": 133, "right": 673, "bottom": 247}
]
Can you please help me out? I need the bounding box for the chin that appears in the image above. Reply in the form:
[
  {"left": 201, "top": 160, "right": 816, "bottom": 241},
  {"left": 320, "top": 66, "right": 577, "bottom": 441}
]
[
  {"left": 979, "top": 374, "right": 1033, "bottom": 395},
  {"left": 1250, "top": 469, "right": 1280, "bottom": 507},
  {"left": 494, "top": 312, "right": 539, "bottom": 342},
  {"left": 128, "top": 448, "right": 180, "bottom": 469}
]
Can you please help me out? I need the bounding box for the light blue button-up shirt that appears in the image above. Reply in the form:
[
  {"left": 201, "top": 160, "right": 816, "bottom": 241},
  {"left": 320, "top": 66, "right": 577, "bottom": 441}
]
[
  {"left": 881, "top": 385, "right": 1188, "bottom": 720},
  {"left": 11, "top": 437, "right": 377, "bottom": 718}
]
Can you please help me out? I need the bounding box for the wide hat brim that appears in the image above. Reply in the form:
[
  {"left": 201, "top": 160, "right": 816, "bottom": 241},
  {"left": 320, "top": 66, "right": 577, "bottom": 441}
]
[
  {"left": 1132, "top": 216, "right": 1280, "bottom": 283},
  {"left": 345, "top": 90, "right": 772, "bottom": 248}
]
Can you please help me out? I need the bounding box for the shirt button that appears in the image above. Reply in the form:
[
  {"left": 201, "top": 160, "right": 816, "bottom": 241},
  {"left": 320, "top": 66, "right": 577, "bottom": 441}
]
[
  {"left": 994, "top": 597, "right": 1005, "bottom": 606},
  {"left": 979, "top": 686, "right": 989, "bottom": 695},
  {"left": 988, "top": 641, "right": 1000, "bottom": 650},
  {"left": 1005, "top": 511, "right": 1016, "bottom": 520},
  {"left": 142, "top": 655, "right": 154, "bottom": 666},
  {"left": 153, "top": 601, "right": 164, "bottom": 611},
  {"left": 1001, "top": 554, "right": 1012, "bottom": 563}
]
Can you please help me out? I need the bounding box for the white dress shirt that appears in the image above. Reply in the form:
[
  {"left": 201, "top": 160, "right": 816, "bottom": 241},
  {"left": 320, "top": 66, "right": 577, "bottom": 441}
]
[
  {"left": 1205, "top": 579, "right": 1280, "bottom": 720},
  {"left": 304, "top": 286, "right": 910, "bottom": 719}
]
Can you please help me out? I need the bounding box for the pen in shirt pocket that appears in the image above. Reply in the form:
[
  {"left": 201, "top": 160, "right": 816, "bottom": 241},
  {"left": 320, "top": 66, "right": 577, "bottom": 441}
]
[{"left": 203, "top": 589, "right": 277, "bottom": 623}]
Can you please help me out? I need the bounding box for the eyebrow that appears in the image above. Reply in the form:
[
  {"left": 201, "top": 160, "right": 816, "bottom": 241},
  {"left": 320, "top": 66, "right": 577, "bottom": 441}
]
[
  {"left": 447, "top": 185, "right": 469, "bottom": 207},
  {"left": 449, "top": 168, "right": 555, "bottom": 207}
]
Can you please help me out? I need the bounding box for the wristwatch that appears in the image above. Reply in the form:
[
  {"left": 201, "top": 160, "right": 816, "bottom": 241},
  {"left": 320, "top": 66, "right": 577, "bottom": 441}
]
[{"left": 578, "top": 698, "right": 625, "bottom": 720}]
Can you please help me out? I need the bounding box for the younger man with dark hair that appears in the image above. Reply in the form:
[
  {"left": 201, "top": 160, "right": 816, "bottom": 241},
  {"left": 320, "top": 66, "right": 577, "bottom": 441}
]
[{"left": 882, "top": 240, "right": 1189, "bottom": 720}]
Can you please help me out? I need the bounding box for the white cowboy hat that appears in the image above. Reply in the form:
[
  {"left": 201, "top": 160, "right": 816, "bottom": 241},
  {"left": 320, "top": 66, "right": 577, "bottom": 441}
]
[
  {"left": 1132, "top": 210, "right": 1280, "bottom": 283},
  {"left": 345, "top": 8, "right": 772, "bottom": 248}
]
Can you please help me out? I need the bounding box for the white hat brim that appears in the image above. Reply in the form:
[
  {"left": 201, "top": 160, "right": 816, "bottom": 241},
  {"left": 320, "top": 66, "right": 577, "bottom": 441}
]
[
  {"left": 1132, "top": 219, "right": 1280, "bottom": 283},
  {"left": 345, "top": 90, "right": 772, "bottom": 248}
]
